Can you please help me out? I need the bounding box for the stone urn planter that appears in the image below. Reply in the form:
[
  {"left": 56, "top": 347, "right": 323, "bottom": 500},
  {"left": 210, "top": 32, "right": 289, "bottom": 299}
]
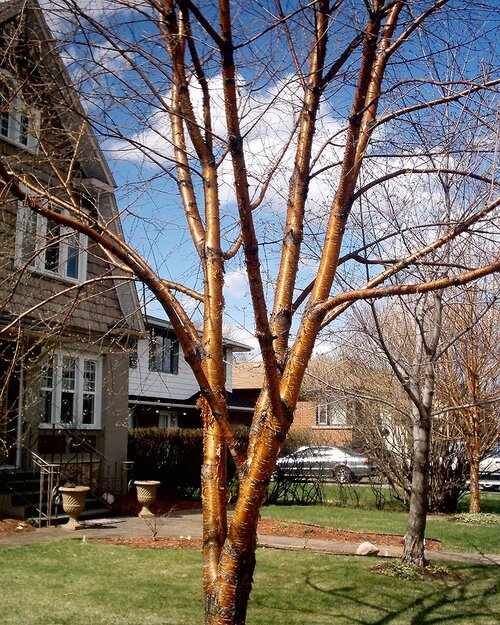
[
  {"left": 134, "top": 480, "right": 160, "bottom": 517},
  {"left": 59, "top": 485, "right": 90, "bottom": 530}
]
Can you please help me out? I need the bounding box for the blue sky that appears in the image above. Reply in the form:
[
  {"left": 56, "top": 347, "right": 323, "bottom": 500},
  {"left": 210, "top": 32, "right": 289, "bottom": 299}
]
[{"left": 40, "top": 0, "right": 500, "bottom": 353}]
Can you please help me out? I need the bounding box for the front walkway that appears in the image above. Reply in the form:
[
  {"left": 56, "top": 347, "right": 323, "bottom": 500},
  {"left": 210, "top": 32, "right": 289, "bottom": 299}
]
[{"left": 1, "top": 509, "right": 499, "bottom": 566}]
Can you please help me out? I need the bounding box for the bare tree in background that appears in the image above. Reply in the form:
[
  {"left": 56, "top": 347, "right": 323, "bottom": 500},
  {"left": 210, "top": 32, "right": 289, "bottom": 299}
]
[
  {"left": 437, "top": 287, "right": 499, "bottom": 513},
  {"left": 1, "top": 1, "right": 499, "bottom": 622}
]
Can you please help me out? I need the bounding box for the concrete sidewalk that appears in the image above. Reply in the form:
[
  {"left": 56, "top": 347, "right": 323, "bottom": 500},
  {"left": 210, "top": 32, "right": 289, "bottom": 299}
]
[{"left": 1, "top": 510, "right": 499, "bottom": 566}]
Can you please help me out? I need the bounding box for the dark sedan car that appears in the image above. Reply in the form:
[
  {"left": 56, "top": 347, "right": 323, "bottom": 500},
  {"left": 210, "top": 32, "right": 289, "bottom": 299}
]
[{"left": 274, "top": 445, "right": 378, "bottom": 483}]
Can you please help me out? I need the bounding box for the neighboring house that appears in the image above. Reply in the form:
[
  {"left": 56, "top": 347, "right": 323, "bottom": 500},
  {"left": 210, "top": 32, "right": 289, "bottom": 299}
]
[
  {"left": 0, "top": 0, "right": 143, "bottom": 494},
  {"left": 232, "top": 361, "right": 360, "bottom": 447},
  {"left": 129, "top": 316, "right": 254, "bottom": 428}
]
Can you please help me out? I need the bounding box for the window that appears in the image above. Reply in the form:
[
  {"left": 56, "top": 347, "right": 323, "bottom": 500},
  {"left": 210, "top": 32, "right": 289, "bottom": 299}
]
[
  {"left": 39, "top": 354, "right": 102, "bottom": 428},
  {"left": 158, "top": 411, "right": 178, "bottom": 428},
  {"left": 0, "top": 77, "right": 39, "bottom": 151},
  {"left": 16, "top": 202, "right": 87, "bottom": 282},
  {"left": 149, "top": 329, "right": 179, "bottom": 374},
  {"left": 316, "top": 400, "right": 347, "bottom": 426}
]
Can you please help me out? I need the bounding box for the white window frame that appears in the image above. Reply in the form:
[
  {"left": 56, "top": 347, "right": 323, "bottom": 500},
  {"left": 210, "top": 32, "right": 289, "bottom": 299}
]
[
  {"left": 15, "top": 201, "right": 88, "bottom": 283},
  {"left": 0, "top": 70, "right": 39, "bottom": 152},
  {"left": 38, "top": 352, "right": 102, "bottom": 430},
  {"left": 316, "top": 400, "right": 348, "bottom": 426}
]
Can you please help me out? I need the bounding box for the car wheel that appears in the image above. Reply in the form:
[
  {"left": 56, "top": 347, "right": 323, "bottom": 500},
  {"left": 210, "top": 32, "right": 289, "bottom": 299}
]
[{"left": 335, "top": 465, "right": 353, "bottom": 484}]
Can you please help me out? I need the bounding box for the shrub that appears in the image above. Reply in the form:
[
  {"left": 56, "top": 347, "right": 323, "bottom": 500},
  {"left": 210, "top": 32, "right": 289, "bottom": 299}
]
[{"left": 128, "top": 427, "right": 249, "bottom": 498}]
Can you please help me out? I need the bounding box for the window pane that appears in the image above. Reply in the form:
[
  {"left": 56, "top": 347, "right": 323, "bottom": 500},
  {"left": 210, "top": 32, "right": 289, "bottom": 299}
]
[
  {"left": 0, "top": 111, "right": 8, "bottom": 136},
  {"left": 21, "top": 209, "right": 37, "bottom": 264},
  {"left": 163, "top": 336, "right": 172, "bottom": 372},
  {"left": 44, "top": 219, "right": 60, "bottom": 272},
  {"left": 159, "top": 412, "right": 177, "bottom": 428},
  {"left": 41, "top": 365, "right": 53, "bottom": 389},
  {"left": 65, "top": 233, "right": 79, "bottom": 279},
  {"left": 171, "top": 338, "right": 179, "bottom": 374},
  {"left": 39, "top": 390, "right": 52, "bottom": 423},
  {"left": 129, "top": 342, "right": 138, "bottom": 368},
  {"left": 328, "top": 402, "right": 346, "bottom": 425},
  {"left": 0, "top": 87, "right": 9, "bottom": 137},
  {"left": 83, "top": 360, "right": 96, "bottom": 392},
  {"left": 82, "top": 394, "right": 94, "bottom": 424},
  {"left": 317, "top": 404, "right": 327, "bottom": 425},
  {"left": 60, "top": 391, "right": 74, "bottom": 423},
  {"left": 62, "top": 357, "right": 76, "bottom": 390},
  {"left": 156, "top": 335, "right": 165, "bottom": 371},
  {"left": 18, "top": 113, "right": 29, "bottom": 146}
]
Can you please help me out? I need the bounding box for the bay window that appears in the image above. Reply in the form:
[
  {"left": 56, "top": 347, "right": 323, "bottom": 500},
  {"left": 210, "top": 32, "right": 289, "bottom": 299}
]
[{"left": 39, "top": 354, "right": 102, "bottom": 428}]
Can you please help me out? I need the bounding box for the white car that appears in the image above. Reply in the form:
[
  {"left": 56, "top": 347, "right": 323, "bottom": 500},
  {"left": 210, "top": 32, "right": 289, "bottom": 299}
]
[
  {"left": 274, "top": 445, "right": 378, "bottom": 484},
  {"left": 479, "top": 445, "right": 500, "bottom": 491}
]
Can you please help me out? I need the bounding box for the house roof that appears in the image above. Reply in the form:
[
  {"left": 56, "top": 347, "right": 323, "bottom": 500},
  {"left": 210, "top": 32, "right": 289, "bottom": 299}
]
[{"left": 232, "top": 361, "right": 266, "bottom": 389}]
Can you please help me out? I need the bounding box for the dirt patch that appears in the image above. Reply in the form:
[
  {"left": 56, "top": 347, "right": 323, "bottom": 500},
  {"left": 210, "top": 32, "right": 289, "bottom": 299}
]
[
  {"left": 258, "top": 519, "right": 441, "bottom": 550},
  {"left": 0, "top": 518, "right": 36, "bottom": 536},
  {"left": 91, "top": 536, "right": 203, "bottom": 549}
]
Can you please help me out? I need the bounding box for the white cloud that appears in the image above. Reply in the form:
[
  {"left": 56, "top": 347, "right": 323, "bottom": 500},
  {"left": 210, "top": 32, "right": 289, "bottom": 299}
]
[
  {"left": 41, "top": 0, "right": 143, "bottom": 30},
  {"left": 224, "top": 269, "right": 248, "bottom": 301},
  {"left": 101, "top": 72, "right": 347, "bottom": 215}
]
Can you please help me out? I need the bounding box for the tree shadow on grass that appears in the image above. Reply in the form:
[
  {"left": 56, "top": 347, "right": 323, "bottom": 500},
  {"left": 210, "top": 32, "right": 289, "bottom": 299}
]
[{"left": 301, "top": 562, "right": 499, "bottom": 625}]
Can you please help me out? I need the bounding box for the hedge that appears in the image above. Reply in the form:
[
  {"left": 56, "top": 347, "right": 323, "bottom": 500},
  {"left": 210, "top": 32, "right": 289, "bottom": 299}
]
[{"left": 128, "top": 427, "right": 314, "bottom": 498}]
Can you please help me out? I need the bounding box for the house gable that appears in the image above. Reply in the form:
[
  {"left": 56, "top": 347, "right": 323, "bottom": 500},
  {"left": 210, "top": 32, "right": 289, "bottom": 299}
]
[{"left": 0, "top": 0, "right": 143, "bottom": 340}]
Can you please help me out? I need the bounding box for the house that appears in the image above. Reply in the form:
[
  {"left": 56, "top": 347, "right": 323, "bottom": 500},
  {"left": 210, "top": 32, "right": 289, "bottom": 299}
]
[
  {"left": 128, "top": 315, "right": 254, "bottom": 428},
  {"left": 232, "top": 361, "right": 361, "bottom": 447},
  {"left": 0, "top": 0, "right": 143, "bottom": 503}
]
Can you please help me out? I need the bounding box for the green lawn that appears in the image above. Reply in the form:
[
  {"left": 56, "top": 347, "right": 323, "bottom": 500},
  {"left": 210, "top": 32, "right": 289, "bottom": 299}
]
[
  {"left": 263, "top": 492, "right": 500, "bottom": 554},
  {"left": 1, "top": 541, "right": 499, "bottom": 625}
]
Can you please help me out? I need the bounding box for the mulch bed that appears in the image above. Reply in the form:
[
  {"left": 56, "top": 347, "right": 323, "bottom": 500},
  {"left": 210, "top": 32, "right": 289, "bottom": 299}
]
[
  {"left": 258, "top": 519, "right": 441, "bottom": 550},
  {"left": 0, "top": 518, "right": 36, "bottom": 535}
]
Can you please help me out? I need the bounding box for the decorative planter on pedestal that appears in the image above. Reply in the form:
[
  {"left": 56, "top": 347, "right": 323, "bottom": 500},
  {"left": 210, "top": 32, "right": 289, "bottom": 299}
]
[
  {"left": 134, "top": 480, "right": 160, "bottom": 517},
  {"left": 59, "top": 486, "right": 90, "bottom": 530}
]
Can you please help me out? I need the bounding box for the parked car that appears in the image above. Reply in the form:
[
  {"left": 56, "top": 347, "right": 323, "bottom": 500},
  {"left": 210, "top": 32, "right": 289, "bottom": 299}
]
[
  {"left": 274, "top": 445, "right": 378, "bottom": 484},
  {"left": 479, "top": 445, "right": 500, "bottom": 491}
]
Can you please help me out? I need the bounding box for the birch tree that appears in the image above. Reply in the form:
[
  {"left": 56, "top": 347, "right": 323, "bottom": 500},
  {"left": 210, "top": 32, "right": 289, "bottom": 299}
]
[{"left": 1, "top": 0, "right": 499, "bottom": 622}]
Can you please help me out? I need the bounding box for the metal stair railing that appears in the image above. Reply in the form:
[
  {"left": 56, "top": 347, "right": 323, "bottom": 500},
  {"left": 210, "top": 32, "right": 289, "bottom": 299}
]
[
  {"left": 28, "top": 449, "right": 60, "bottom": 527},
  {"left": 0, "top": 437, "right": 61, "bottom": 527}
]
